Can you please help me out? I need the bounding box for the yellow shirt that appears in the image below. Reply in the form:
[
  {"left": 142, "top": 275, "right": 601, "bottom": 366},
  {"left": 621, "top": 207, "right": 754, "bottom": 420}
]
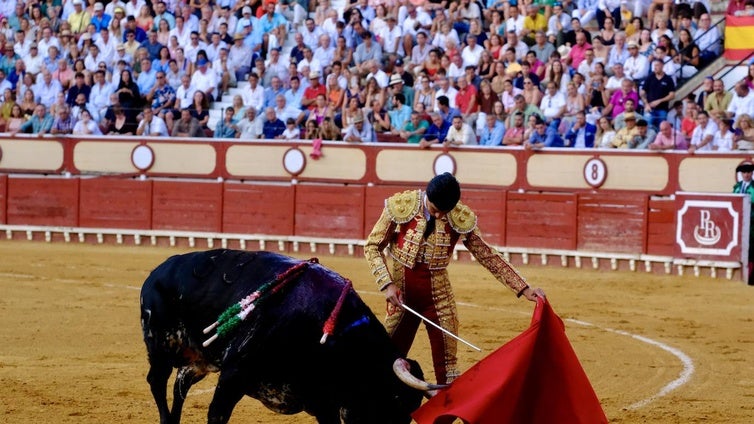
[
  {"left": 524, "top": 15, "right": 547, "bottom": 36},
  {"left": 67, "top": 11, "right": 92, "bottom": 34}
]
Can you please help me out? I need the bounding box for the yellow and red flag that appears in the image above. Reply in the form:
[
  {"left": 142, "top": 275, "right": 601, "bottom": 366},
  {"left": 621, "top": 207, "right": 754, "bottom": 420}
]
[{"left": 725, "top": 16, "right": 754, "bottom": 61}]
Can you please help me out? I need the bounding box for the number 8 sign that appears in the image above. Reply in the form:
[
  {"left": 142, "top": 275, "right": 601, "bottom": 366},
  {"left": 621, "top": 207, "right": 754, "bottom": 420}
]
[{"left": 583, "top": 157, "right": 607, "bottom": 188}]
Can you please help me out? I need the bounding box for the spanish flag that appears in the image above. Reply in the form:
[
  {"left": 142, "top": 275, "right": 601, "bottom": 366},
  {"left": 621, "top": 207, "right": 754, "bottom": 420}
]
[
  {"left": 412, "top": 299, "right": 607, "bottom": 424},
  {"left": 725, "top": 16, "right": 754, "bottom": 61}
]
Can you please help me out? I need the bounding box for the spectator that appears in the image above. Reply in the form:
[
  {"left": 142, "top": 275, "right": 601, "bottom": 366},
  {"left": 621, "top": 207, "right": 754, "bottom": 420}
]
[
  {"left": 68, "top": 0, "right": 91, "bottom": 35},
  {"left": 612, "top": 112, "right": 639, "bottom": 148},
  {"left": 136, "top": 106, "right": 169, "bottom": 136},
  {"left": 262, "top": 107, "right": 286, "bottom": 139},
  {"left": 319, "top": 116, "right": 342, "bottom": 140},
  {"left": 189, "top": 91, "right": 210, "bottom": 132},
  {"left": 735, "top": 115, "right": 754, "bottom": 150},
  {"left": 695, "top": 13, "right": 721, "bottom": 66},
  {"left": 282, "top": 118, "right": 301, "bottom": 141},
  {"left": 72, "top": 108, "right": 102, "bottom": 135},
  {"left": 236, "top": 108, "right": 263, "bottom": 139},
  {"left": 11, "top": 104, "right": 53, "bottom": 136},
  {"left": 526, "top": 117, "right": 562, "bottom": 148},
  {"left": 106, "top": 105, "right": 137, "bottom": 135},
  {"left": 399, "top": 111, "right": 429, "bottom": 144},
  {"left": 190, "top": 57, "right": 217, "bottom": 102},
  {"left": 595, "top": 115, "right": 617, "bottom": 148},
  {"left": 712, "top": 118, "right": 735, "bottom": 151},
  {"left": 479, "top": 113, "right": 505, "bottom": 146},
  {"left": 564, "top": 111, "right": 596, "bottom": 148},
  {"left": 649, "top": 121, "right": 682, "bottom": 150},
  {"left": 726, "top": 82, "right": 754, "bottom": 121},
  {"left": 629, "top": 119, "right": 657, "bottom": 149},
  {"left": 445, "top": 114, "right": 477, "bottom": 146},
  {"left": 344, "top": 114, "right": 374, "bottom": 143},
  {"left": 50, "top": 105, "right": 76, "bottom": 135},
  {"left": 5, "top": 104, "right": 25, "bottom": 133},
  {"left": 502, "top": 112, "right": 526, "bottom": 146},
  {"left": 705, "top": 79, "right": 732, "bottom": 121},
  {"left": 213, "top": 107, "right": 238, "bottom": 139},
  {"left": 641, "top": 59, "right": 675, "bottom": 129},
  {"left": 688, "top": 110, "right": 718, "bottom": 153},
  {"left": 273, "top": 94, "right": 304, "bottom": 125}
]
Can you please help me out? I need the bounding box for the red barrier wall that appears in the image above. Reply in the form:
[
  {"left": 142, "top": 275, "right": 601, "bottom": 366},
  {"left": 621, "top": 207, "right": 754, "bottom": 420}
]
[
  {"left": 647, "top": 198, "right": 676, "bottom": 256},
  {"left": 6, "top": 177, "right": 79, "bottom": 226},
  {"left": 79, "top": 178, "right": 153, "bottom": 229},
  {"left": 507, "top": 192, "right": 578, "bottom": 250},
  {"left": 0, "top": 175, "right": 6, "bottom": 224},
  {"left": 577, "top": 194, "right": 648, "bottom": 253},
  {"left": 462, "top": 189, "right": 507, "bottom": 246},
  {"left": 295, "top": 184, "right": 365, "bottom": 238},
  {"left": 152, "top": 180, "right": 223, "bottom": 232},
  {"left": 222, "top": 183, "right": 295, "bottom": 235}
]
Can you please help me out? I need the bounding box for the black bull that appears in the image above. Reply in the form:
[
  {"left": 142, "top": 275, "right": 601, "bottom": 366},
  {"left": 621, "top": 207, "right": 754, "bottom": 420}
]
[{"left": 140, "top": 249, "right": 438, "bottom": 424}]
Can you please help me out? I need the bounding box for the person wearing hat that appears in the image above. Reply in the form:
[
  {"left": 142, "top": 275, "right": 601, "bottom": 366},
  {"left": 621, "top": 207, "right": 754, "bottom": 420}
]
[
  {"left": 623, "top": 40, "right": 649, "bottom": 82},
  {"left": 90, "top": 2, "right": 111, "bottom": 32},
  {"left": 365, "top": 173, "right": 546, "bottom": 384},
  {"left": 343, "top": 113, "right": 374, "bottom": 143},
  {"left": 628, "top": 118, "right": 657, "bottom": 149},
  {"left": 386, "top": 73, "right": 414, "bottom": 111},
  {"left": 611, "top": 111, "right": 639, "bottom": 148},
  {"left": 68, "top": 0, "right": 92, "bottom": 34},
  {"left": 734, "top": 161, "right": 754, "bottom": 284}
]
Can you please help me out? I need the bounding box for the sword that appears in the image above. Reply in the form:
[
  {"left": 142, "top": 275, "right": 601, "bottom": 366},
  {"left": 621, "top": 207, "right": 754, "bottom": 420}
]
[{"left": 400, "top": 303, "right": 482, "bottom": 352}]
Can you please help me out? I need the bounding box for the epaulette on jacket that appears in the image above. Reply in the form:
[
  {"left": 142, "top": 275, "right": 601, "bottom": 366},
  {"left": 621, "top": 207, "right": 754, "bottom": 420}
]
[
  {"left": 447, "top": 202, "right": 477, "bottom": 234},
  {"left": 385, "top": 190, "right": 421, "bottom": 224}
]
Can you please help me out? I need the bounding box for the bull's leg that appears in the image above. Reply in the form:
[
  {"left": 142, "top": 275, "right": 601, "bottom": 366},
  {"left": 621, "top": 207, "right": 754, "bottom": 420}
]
[
  {"left": 171, "top": 366, "right": 207, "bottom": 423},
  {"left": 146, "top": 359, "right": 174, "bottom": 424},
  {"left": 207, "top": 371, "right": 246, "bottom": 424}
]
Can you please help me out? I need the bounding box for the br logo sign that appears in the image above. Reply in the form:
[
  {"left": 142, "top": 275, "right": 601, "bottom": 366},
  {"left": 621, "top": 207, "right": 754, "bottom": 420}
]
[{"left": 675, "top": 194, "right": 749, "bottom": 261}]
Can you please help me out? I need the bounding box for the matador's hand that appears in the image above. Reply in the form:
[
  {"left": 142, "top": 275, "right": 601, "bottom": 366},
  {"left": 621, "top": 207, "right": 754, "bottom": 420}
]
[
  {"left": 384, "top": 283, "right": 404, "bottom": 309},
  {"left": 522, "top": 287, "right": 546, "bottom": 302}
]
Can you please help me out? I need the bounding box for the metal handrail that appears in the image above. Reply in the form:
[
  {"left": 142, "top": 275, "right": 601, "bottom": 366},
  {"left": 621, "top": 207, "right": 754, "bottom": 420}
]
[{"left": 715, "top": 50, "right": 754, "bottom": 86}]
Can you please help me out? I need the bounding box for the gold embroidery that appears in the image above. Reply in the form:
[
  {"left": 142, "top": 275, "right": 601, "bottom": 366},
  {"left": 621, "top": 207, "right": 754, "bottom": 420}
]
[
  {"left": 386, "top": 190, "right": 421, "bottom": 224},
  {"left": 447, "top": 202, "right": 477, "bottom": 234}
]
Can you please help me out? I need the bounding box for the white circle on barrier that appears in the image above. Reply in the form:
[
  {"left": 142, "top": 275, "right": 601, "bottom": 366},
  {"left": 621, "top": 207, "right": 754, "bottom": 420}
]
[
  {"left": 434, "top": 153, "right": 456, "bottom": 176},
  {"left": 132, "top": 145, "right": 155, "bottom": 171},
  {"left": 584, "top": 157, "right": 607, "bottom": 188},
  {"left": 283, "top": 148, "right": 306, "bottom": 176}
]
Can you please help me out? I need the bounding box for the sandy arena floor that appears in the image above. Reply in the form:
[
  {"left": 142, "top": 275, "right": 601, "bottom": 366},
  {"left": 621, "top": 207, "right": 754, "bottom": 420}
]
[{"left": 0, "top": 242, "right": 753, "bottom": 423}]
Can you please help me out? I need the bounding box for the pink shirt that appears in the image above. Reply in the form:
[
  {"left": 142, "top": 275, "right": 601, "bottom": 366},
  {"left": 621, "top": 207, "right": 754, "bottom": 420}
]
[
  {"left": 651, "top": 130, "right": 680, "bottom": 149},
  {"left": 568, "top": 42, "right": 592, "bottom": 70}
]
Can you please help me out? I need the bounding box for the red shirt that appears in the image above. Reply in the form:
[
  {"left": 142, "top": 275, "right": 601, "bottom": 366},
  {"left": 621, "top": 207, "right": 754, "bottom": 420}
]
[
  {"left": 455, "top": 85, "right": 478, "bottom": 114},
  {"left": 303, "top": 83, "right": 326, "bottom": 110}
]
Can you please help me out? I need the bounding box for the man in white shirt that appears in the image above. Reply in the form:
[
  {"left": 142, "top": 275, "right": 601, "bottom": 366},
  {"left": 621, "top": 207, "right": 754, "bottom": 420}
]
[
  {"left": 695, "top": 13, "right": 721, "bottom": 66},
  {"left": 434, "top": 76, "right": 458, "bottom": 113},
  {"left": 175, "top": 75, "right": 196, "bottom": 110},
  {"left": 540, "top": 82, "right": 567, "bottom": 131},
  {"left": 726, "top": 82, "right": 754, "bottom": 121},
  {"left": 623, "top": 41, "right": 649, "bottom": 82},
  {"left": 236, "top": 107, "right": 263, "bottom": 139},
  {"left": 445, "top": 115, "right": 477, "bottom": 146},
  {"left": 89, "top": 70, "right": 115, "bottom": 121},
  {"left": 505, "top": 5, "right": 526, "bottom": 37},
  {"left": 37, "top": 27, "right": 61, "bottom": 57},
  {"left": 190, "top": 58, "right": 218, "bottom": 101},
  {"left": 313, "top": 33, "right": 335, "bottom": 72},
  {"left": 242, "top": 72, "right": 265, "bottom": 114},
  {"left": 365, "top": 60, "right": 389, "bottom": 89},
  {"left": 95, "top": 27, "right": 118, "bottom": 66},
  {"left": 461, "top": 34, "right": 484, "bottom": 69},
  {"left": 136, "top": 107, "right": 169, "bottom": 137},
  {"left": 380, "top": 16, "right": 403, "bottom": 57},
  {"left": 34, "top": 71, "right": 63, "bottom": 108},
  {"left": 688, "top": 110, "right": 718, "bottom": 153}
]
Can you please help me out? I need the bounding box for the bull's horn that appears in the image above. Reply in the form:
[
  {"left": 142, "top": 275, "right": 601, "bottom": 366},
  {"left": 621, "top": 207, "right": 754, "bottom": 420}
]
[{"left": 392, "top": 358, "right": 448, "bottom": 392}]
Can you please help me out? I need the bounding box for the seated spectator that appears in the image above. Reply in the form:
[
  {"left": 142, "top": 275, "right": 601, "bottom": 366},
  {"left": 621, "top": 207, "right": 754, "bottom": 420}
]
[
  {"left": 649, "top": 121, "right": 682, "bottom": 150},
  {"left": 629, "top": 119, "right": 658, "bottom": 149},
  {"left": 419, "top": 113, "right": 450, "bottom": 148},
  {"left": 695, "top": 13, "right": 722, "bottom": 67},
  {"left": 236, "top": 108, "right": 263, "bottom": 140},
  {"left": 526, "top": 117, "right": 563, "bottom": 148},
  {"left": 479, "top": 113, "right": 505, "bottom": 146},
  {"left": 115, "top": 69, "right": 141, "bottom": 116},
  {"left": 262, "top": 107, "right": 286, "bottom": 139},
  {"left": 343, "top": 114, "right": 374, "bottom": 143},
  {"left": 171, "top": 108, "right": 204, "bottom": 138},
  {"left": 365, "top": 99, "right": 391, "bottom": 135},
  {"left": 5, "top": 104, "right": 25, "bottom": 133},
  {"left": 564, "top": 111, "right": 596, "bottom": 148},
  {"left": 50, "top": 105, "right": 76, "bottom": 135},
  {"left": 282, "top": 118, "right": 301, "bottom": 141},
  {"left": 149, "top": 70, "right": 176, "bottom": 128},
  {"left": 612, "top": 112, "right": 640, "bottom": 148},
  {"left": 19, "top": 89, "right": 38, "bottom": 118},
  {"left": 136, "top": 106, "right": 169, "bottom": 137},
  {"left": 319, "top": 116, "right": 342, "bottom": 141},
  {"left": 726, "top": 82, "right": 754, "bottom": 121},
  {"left": 190, "top": 57, "right": 217, "bottom": 102},
  {"left": 189, "top": 91, "right": 210, "bottom": 132},
  {"left": 214, "top": 107, "right": 238, "bottom": 139},
  {"left": 106, "top": 105, "right": 138, "bottom": 135},
  {"left": 302, "top": 119, "right": 320, "bottom": 140},
  {"left": 735, "top": 114, "right": 754, "bottom": 150},
  {"left": 399, "top": 112, "right": 429, "bottom": 144},
  {"left": 72, "top": 109, "right": 102, "bottom": 135},
  {"left": 11, "top": 104, "right": 53, "bottom": 136},
  {"left": 712, "top": 118, "right": 735, "bottom": 151},
  {"left": 445, "top": 115, "right": 477, "bottom": 146},
  {"left": 503, "top": 112, "right": 527, "bottom": 146},
  {"left": 388, "top": 93, "right": 412, "bottom": 132}
]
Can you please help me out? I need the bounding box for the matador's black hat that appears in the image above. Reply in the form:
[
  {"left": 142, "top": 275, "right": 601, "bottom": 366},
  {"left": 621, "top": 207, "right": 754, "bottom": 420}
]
[
  {"left": 736, "top": 162, "right": 754, "bottom": 173},
  {"left": 426, "top": 172, "right": 461, "bottom": 213}
]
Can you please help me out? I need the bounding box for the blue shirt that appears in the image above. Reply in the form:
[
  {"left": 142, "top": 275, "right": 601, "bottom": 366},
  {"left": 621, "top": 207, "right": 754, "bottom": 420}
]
[
  {"left": 91, "top": 14, "right": 111, "bottom": 31},
  {"left": 263, "top": 118, "right": 286, "bottom": 139},
  {"left": 214, "top": 119, "right": 237, "bottom": 139},
  {"left": 388, "top": 105, "right": 412, "bottom": 131},
  {"left": 424, "top": 121, "right": 450, "bottom": 143},
  {"left": 529, "top": 127, "right": 563, "bottom": 148},
  {"left": 479, "top": 121, "right": 506, "bottom": 146},
  {"left": 439, "top": 107, "right": 461, "bottom": 127},
  {"left": 137, "top": 69, "right": 157, "bottom": 95},
  {"left": 263, "top": 87, "right": 286, "bottom": 110}
]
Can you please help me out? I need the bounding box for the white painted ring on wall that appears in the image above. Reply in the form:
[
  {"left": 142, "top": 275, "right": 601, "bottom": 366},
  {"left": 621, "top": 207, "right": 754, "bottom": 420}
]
[
  {"left": 131, "top": 144, "right": 155, "bottom": 172},
  {"left": 433, "top": 153, "right": 456, "bottom": 176},
  {"left": 282, "top": 147, "right": 306, "bottom": 176}
]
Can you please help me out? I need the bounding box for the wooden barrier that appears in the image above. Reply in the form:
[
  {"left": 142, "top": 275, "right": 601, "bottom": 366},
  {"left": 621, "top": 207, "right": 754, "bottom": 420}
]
[
  {"left": 6, "top": 177, "right": 79, "bottom": 227},
  {"left": 222, "top": 182, "right": 295, "bottom": 235},
  {"left": 152, "top": 180, "right": 223, "bottom": 232},
  {"left": 79, "top": 178, "right": 153, "bottom": 229},
  {"left": 0, "top": 174, "right": 6, "bottom": 225}
]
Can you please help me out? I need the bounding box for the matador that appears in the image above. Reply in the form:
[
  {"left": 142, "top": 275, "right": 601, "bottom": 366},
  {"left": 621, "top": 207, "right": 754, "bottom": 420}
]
[{"left": 365, "top": 172, "right": 545, "bottom": 384}]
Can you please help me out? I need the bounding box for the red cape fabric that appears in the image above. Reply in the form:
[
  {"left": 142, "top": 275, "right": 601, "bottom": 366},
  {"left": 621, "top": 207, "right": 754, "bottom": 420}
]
[{"left": 412, "top": 299, "right": 607, "bottom": 424}]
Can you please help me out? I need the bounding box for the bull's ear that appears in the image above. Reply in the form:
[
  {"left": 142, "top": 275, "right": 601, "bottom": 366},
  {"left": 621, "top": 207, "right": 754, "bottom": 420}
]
[{"left": 392, "top": 359, "right": 448, "bottom": 392}]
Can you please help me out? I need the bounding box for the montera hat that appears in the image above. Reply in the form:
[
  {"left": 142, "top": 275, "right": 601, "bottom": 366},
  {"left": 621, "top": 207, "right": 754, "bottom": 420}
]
[
  {"left": 736, "top": 162, "right": 754, "bottom": 173},
  {"left": 426, "top": 172, "right": 461, "bottom": 213}
]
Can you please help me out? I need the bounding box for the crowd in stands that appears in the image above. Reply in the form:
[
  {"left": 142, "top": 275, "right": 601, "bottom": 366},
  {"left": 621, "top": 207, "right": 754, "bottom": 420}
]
[{"left": 1, "top": 0, "right": 753, "bottom": 151}]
